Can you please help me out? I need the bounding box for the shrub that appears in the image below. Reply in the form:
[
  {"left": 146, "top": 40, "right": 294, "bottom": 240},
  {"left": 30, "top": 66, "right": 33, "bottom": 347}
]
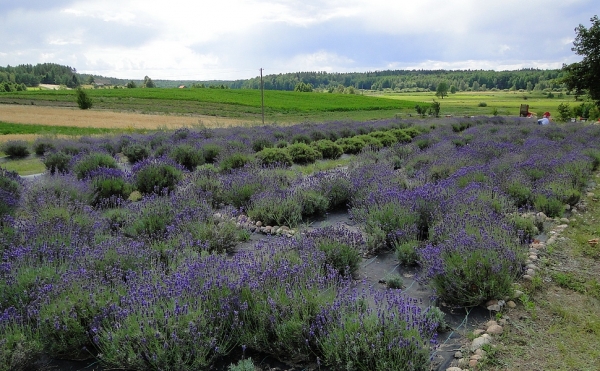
[
  {"left": 355, "top": 134, "right": 383, "bottom": 149},
  {"left": 390, "top": 129, "right": 413, "bottom": 143},
  {"left": 42, "top": 151, "right": 72, "bottom": 174},
  {"left": 311, "top": 139, "right": 343, "bottom": 159},
  {"left": 0, "top": 168, "right": 22, "bottom": 217},
  {"left": 219, "top": 153, "right": 253, "bottom": 171},
  {"left": 184, "top": 219, "right": 240, "bottom": 253},
  {"left": 122, "top": 143, "right": 150, "bottom": 164},
  {"left": 75, "top": 87, "right": 93, "bottom": 109},
  {"left": 256, "top": 147, "right": 293, "bottom": 167},
  {"left": 287, "top": 143, "right": 322, "bottom": 164},
  {"left": 133, "top": 159, "right": 182, "bottom": 194},
  {"left": 275, "top": 140, "right": 288, "bottom": 148},
  {"left": 533, "top": 195, "right": 564, "bottom": 218},
  {"left": 201, "top": 143, "right": 222, "bottom": 163},
  {"left": 33, "top": 138, "right": 56, "bottom": 156},
  {"left": 170, "top": 144, "right": 204, "bottom": 171},
  {"left": 297, "top": 189, "right": 329, "bottom": 217},
  {"left": 478, "top": 102, "right": 488, "bottom": 107},
  {"left": 73, "top": 152, "right": 118, "bottom": 180},
  {"left": 247, "top": 191, "right": 303, "bottom": 227},
  {"left": 291, "top": 134, "right": 312, "bottom": 144},
  {"left": 89, "top": 168, "right": 132, "bottom": 206},
  {"left": 1, "top": 141, "right": 30, "bottom": 158},
  {"left": 305, "top": 226, "right": 363, "bottom": 277},
  {"left": 336, "top": 137, "right": 365, "bottom": 154},
  {"left": 395, "top": 240, "right": 420, "bottom": 266},
  {"left": 368, "top": 131, "right": 397, "bottom": 147},
  {"left": 251, "top": 138, "right": 273, "bottom": 152}
]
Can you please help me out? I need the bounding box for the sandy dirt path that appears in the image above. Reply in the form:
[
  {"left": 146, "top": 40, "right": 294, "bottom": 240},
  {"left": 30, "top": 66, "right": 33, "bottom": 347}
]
[{"left": 0, "top": 104, "right": 252, "bottom": 130}]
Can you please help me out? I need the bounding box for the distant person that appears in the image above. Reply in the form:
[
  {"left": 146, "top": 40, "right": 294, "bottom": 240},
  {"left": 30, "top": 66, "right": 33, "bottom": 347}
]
[{"left": 538, "top": 112, "right": 551, "bottom": 125}]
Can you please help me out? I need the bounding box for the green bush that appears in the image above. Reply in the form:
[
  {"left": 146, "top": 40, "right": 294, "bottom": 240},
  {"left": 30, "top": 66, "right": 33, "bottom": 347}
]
[
  {"left": 33, "top": 138, "right": 56, "bottom": 156},
  {"left": 256, "top": 147, "right": 293, "bottom": 167},
  {"left": 75, "top": 87, "right": 93, "bottom": 109},
  {"left": 291, "top": 134, "right": 312, "bottom": 144},
  {"left": 247, "top": 193, "right": 303, "bottom": 227},
  {"left": 287, "top": 143, "right": 322, "bottom": 164},
  {"left": 252, "top": 138, "right": 273, "bottom": 152},
  {"left": 1, "top": 141, "right": 30, "bottom": 158},
  {"left": 0, "top": 168, "right": 21, "bottom": 217},
  {"left": 134, "top": 162, "right": 182, "bottom": 194},
  {"left": 368, "top": 131, "right": 397, "bottom": 147},
  {"left": 42, "top": 151, "right": 72, "bottom": 174},
  {"left": 336, "top": 137, "right": 366, "bottom": 154},
  {"left": 275, "top": 140, "right": 288, "bottom": 148},
  {"left": 534, "top": 195, "right": 564, "bottom": 218},
  {"left": 478, "top": 102, "right": 487, "bottom": 107},
  {"left": 201, "top": 143, "right": 222, "bottom": 163},
  {"left": 170, "top": 144, "right": 204, "bottom": 171},
  {"left": 311, "top": 139, "right": 343, "bottom": 160},
  {"left": 395, "top": 240, "right": 420, "bottom": 265},
  {"left": 297, "top": 189, "right": 329, "bottom": 217},
  {"left": 91, "top": 175, "right": 132, "bottom": 206},
  {"left": 219, "top": 153, "right": 253, "bottom": 171},
  {"left": 122, "top": 143, "right": 150, "bottom": 164},
  {"left": 355, "top": 134, "right": 383, "bottom": 149},
  {"left": 73, "top": 152, "right": 118, "bottom": 180},
  {"left": 185, "top": 219, "right": 240, "bottom": 254}
]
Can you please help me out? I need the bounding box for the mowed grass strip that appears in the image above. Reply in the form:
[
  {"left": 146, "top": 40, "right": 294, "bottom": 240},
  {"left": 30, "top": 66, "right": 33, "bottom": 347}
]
[{"left": 0, "top": 121, "right": 117, "bottom": 136}]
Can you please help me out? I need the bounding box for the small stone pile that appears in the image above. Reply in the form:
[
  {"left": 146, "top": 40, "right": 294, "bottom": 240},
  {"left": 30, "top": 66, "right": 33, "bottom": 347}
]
[{"left": 214, "top": 212, "right": 297, "bottom": 238}]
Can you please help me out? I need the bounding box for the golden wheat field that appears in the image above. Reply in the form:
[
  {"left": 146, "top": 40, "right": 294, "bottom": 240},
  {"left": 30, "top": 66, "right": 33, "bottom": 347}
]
[{"left": 0, "top": 104, "right": 250, "bottom": 130}]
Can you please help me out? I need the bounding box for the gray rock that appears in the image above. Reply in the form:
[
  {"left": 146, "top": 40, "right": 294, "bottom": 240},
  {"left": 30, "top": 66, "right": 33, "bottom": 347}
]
[
  {"left": 526, "top": 268, "right": 535, "bottom": 276},
  {"left": 471, "top": 334, "right": 491, "bottom": 351},
  {"left": 454, "top": 351, "right": 463, "bottom": 359},
  {"left": 486, "top": 324, "right": 504, "bottom": 335},
  {"left": 560, "top": 218, "right": 570, "bottom": 223},
  {"left": 446, "top": 367, "right": 463, "bottom": 371},
  {"left": 487, "top": 304, "right": 501, "bottom": 312},
  {"left": 256, "top": 221, "right": 262, "bottom": 227},
  {"left": 507, "top": 300, "right": 517, "bottom": 308}
]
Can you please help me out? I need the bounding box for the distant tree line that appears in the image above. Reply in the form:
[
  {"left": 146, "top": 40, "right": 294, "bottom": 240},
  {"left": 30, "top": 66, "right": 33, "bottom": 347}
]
[
  {"left": 0, "top": 63, "right": 80, "bottom": 88},
  {"left": 237, "top": 69, "right": 568, "bottom": 93}
]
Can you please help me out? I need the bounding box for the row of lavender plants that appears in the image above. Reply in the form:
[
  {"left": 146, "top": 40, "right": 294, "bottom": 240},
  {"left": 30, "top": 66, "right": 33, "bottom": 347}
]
[{"left": 2, "top": 116, "right": 600, "bottom": 370}]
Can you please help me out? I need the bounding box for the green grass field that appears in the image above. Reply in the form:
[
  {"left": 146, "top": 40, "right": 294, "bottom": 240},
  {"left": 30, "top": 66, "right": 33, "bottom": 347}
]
[
  {"left": 0, "top": 88, "right": 416, "bottom": 119},
  {"left": 376, "top": 91, "right": 581, "bottom": 117}
]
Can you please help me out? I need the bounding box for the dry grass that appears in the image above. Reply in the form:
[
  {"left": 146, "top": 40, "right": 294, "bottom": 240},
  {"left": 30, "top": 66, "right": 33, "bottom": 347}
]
[{"left": 0, "top": 104, "right": 251, "bottom": 130}]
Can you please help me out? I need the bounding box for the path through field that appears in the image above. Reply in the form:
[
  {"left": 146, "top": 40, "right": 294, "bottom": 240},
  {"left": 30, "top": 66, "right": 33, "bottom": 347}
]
[{"left": 0, "top": 104, "right": 251, "bottom": 130}]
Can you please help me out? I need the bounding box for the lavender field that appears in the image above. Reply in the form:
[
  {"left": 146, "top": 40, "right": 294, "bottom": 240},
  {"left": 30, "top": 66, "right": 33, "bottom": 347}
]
[{"left": 1, "top": 117, "right": 599, "bottom": 370}]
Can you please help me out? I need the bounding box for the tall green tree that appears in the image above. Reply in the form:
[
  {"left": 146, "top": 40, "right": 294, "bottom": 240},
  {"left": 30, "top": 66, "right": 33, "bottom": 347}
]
[
  {"left": 143, "top": 76, "right": 156, "bottom": 88},
  {"left": 435, "top": 82, "right": 449, "bottom": 99},
  {"left": 562, "top": 15, "right": 600, "bottom": 107}
]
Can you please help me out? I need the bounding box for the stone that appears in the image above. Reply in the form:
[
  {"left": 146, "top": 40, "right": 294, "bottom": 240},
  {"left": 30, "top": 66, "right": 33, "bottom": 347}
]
[
  {"left": 564, "top": 204, "right": 571, "bottom": 210},
  {"left": 498, "top": 318, "right": 508, "bottom": 326},
  {"left": 470, "top": 354, "right": 483, "bottom": 361},
  {"left": 457, "top": 358, "right": 469, "bottom": 368},
  {"left": 513, "top": 290, "right": 524, "bottom": 299},
  {"left": 536, "top": 212, "right": 547, "bottom": 220},
  {"left": 528, "top": 255, "right": 538, "bottom": 261},
  {"left": 526, "top": 264, "right": 537, "bottom": 270},
  {"left": 454, "top": 351, "right": 463, "bottom": 359},
  {"left": 485, "top": 320, "right": 498, "bottom": 328},
  {"left": 485, "top": 299, "right": 498, "bottom": 307},
  {"left": 473, "top": 329, "right": 485, "bottom": 336},
  {"left": 469, "top": 359, "right": 479, "bottom": 368},
  {"left": 526, "top": 268, "right": 535, "bottom": 276},
  {"left": 507, "top": 300, "right": 517, "bottom": 308},
  {"left": 487, "top": 304, "right": 501, "bottom": 312},
  {"left": 471, "top": 334, "right": 492, "bottom": 352},
  {"left": 256, "top": 221, "right": 262, "bottom": 227},
  {"left": 547, "top": 237, "right": 556, "bottom": 245},
  {"left": 587, "top": 192, "right": 595, "bottom": 197},
  {"left": 486, "top": 324, "right": 504, "bottom": 335},
  {"left": 560, "top": 218, "right": 570, "bottom": 223},
  {"left": 556, "top": 224, "right": 568, "bottom": 230},
  {"left": 523, "top": 274, "right": 533, "bottom": 281},
  {"left": 474, "top": 348, "right": 487, "bottom": 357},
  {"left": 446, "top": 368, "right": 463, "bottom": 371}
]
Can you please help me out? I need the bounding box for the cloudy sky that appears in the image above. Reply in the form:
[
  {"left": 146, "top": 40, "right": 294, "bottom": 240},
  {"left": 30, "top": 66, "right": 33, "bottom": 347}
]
[{"left": 0, "top": 0, "right": 596, "bottom": 80}]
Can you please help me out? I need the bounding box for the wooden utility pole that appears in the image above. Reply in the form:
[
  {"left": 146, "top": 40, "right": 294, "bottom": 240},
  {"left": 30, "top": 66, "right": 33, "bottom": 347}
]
[{"left": 260, "top": 68, "right": 265, "bottom": 125}]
